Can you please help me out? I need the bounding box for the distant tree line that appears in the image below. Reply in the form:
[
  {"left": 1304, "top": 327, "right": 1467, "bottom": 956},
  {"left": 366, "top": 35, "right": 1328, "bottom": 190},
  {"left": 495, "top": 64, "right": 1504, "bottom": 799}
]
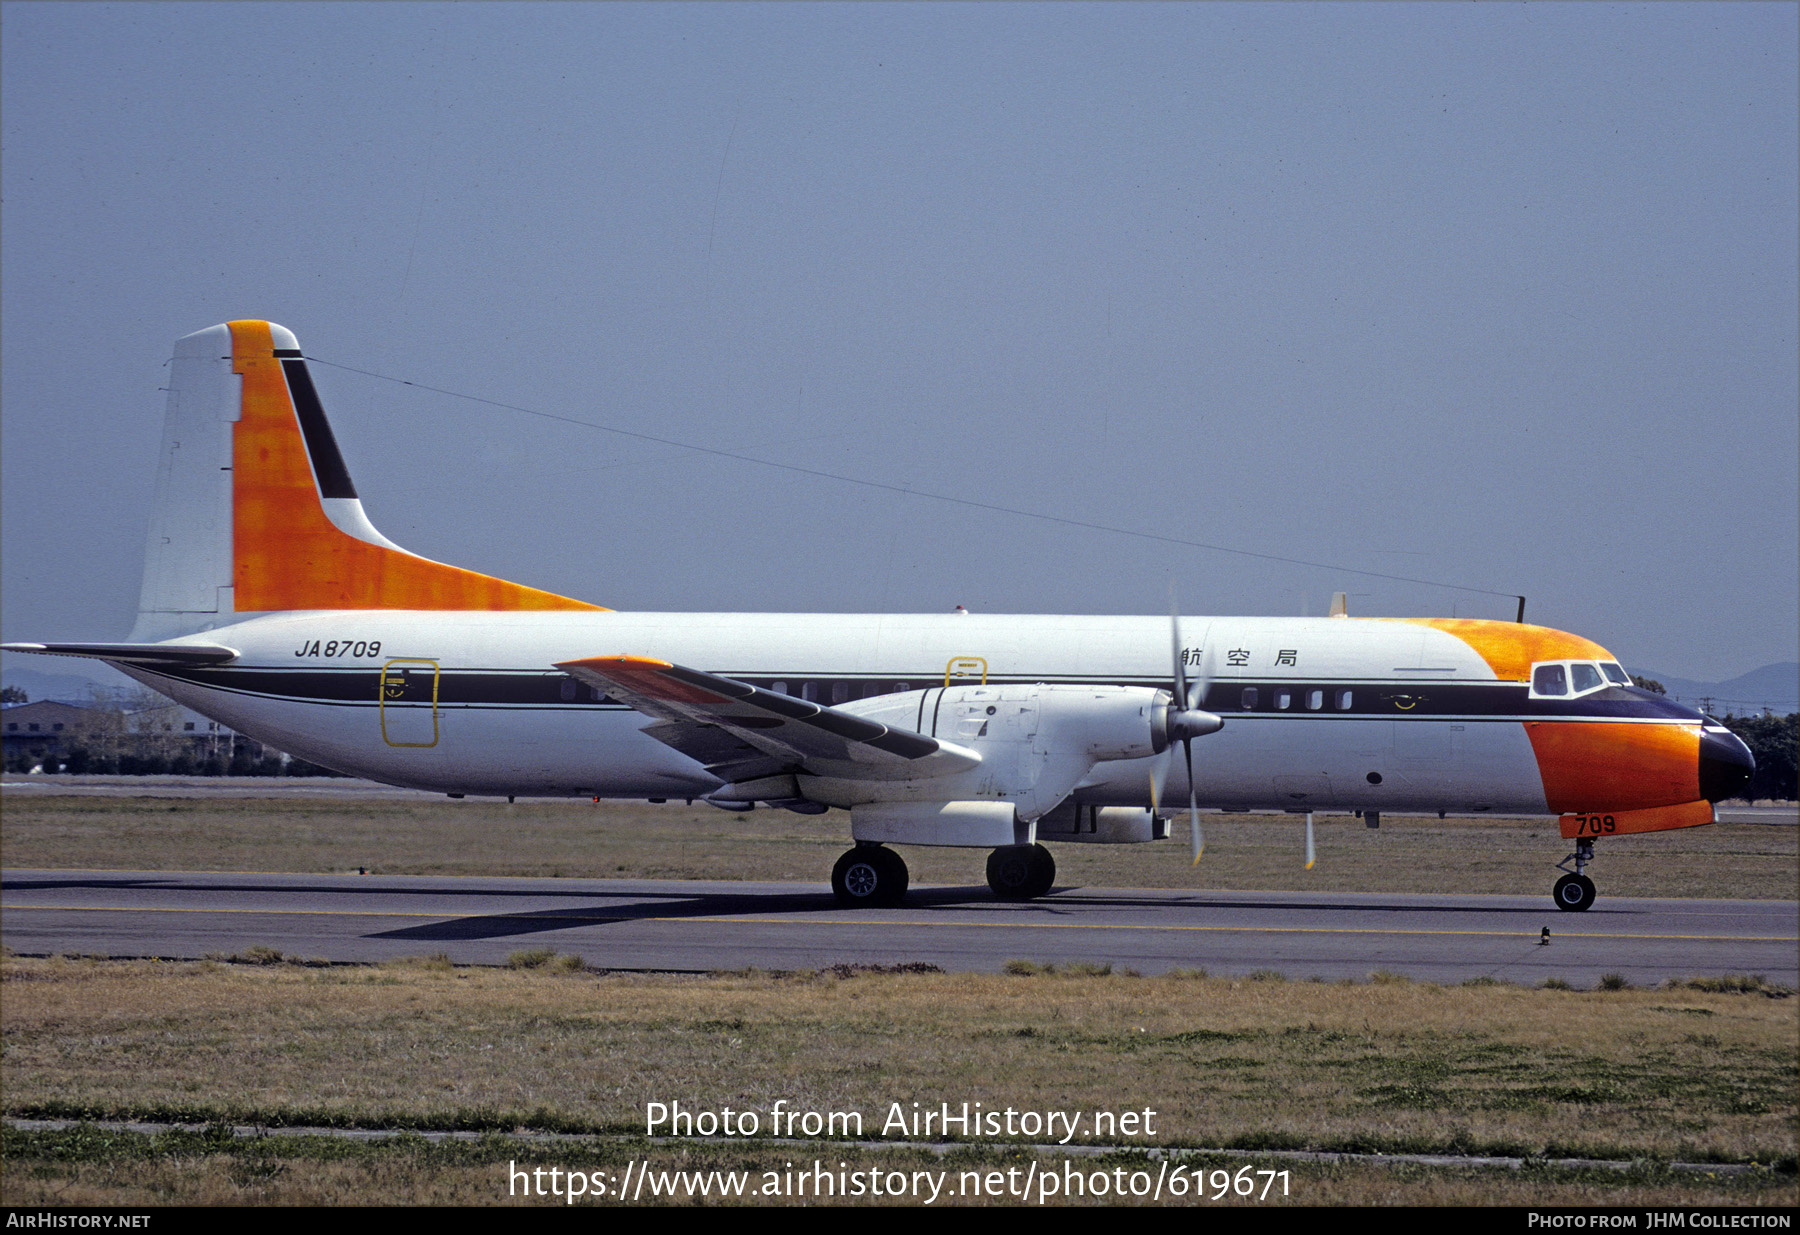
[{"left": 1717, "top": 713, "right": 1798, "bottom": 802}]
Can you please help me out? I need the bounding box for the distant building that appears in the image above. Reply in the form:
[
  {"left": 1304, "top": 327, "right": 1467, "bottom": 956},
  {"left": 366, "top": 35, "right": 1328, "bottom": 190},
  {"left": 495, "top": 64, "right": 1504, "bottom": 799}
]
[
  {"left": 1, "top": 700, "right": 96, "bottom": 760},
  {"left": 3, "top": 697, "right": 249, "bottom": 771}
]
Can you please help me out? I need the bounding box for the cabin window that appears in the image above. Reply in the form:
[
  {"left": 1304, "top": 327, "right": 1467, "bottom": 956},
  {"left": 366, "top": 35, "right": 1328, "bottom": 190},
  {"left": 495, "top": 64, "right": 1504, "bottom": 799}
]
[
  {"left": 1337, "top": 690, "right": 1354, "bottom": 710},
  {"left": 1240, "top": 687, "right": 1259, "bottom": 709},
  {"left": 832, "top": 681, "right": 852, "bottom": 705},
  {"left": 802, "top": 682, "right": 819, "bottom": 703},
  {"left": 1307, "top": 690, "right": 1324, "bottom": 711},
  {"left": 559, "top": 678, "right": 577, "bottom": 702},
  {"left": 771, "top": 681, "right": 787, "bottom": 697},
  {"left": 1274, "top": 690, "right": 1292, "bottom": 710}
]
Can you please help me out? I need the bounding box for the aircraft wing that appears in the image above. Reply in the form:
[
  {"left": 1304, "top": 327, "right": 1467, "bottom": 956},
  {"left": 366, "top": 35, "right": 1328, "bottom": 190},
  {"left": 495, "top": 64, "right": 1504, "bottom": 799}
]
[{"left": 556, "top": 655, "right": 980, "bottom": 783}]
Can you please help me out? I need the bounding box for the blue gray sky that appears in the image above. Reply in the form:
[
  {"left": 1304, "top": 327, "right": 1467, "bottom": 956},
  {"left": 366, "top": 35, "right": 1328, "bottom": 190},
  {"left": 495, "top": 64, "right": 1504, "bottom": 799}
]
[{"left": 4, "top": 2, "right": 1795, "bottom": 683}]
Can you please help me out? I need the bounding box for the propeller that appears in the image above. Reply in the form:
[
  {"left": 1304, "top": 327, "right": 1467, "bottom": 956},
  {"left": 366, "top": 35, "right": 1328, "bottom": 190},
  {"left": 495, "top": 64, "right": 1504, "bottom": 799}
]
[
  {"left": 1304, "top": 811, "right": 1317, "bottom": 870},
  {"left": 1165, "top": 602, "right": 1224, "bottom": 865}
]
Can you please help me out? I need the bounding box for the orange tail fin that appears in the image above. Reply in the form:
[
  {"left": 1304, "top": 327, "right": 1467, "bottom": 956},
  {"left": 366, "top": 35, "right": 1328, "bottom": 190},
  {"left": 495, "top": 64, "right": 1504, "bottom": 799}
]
[{"left": 131, "top": 320, "right": 601, "bottom": 639}]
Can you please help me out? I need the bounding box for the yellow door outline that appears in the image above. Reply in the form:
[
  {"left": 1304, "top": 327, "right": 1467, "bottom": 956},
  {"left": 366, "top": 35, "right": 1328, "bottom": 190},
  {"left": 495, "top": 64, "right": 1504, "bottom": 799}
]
[
  {"left": 379, "top": 658, "right": 440, "bottom": 748},
  {"left": 945, "top": 656, "right": 988, "bottom": 686}
]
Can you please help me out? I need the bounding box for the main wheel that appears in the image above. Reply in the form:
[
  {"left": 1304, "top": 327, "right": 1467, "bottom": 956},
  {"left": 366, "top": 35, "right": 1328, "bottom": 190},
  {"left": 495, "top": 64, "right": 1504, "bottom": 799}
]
[
  {"left": 987, "top": 843, "right": 1056, "bottom": 901},
  {"left": 832, "top": 845, "right": 908, "bottom": 907},
  {"left": 1024, "top": 843, "right": 1056, "bottom": 899},
  {"left": 1552, "top": 873, "right": 1596, "bottom": 912}
]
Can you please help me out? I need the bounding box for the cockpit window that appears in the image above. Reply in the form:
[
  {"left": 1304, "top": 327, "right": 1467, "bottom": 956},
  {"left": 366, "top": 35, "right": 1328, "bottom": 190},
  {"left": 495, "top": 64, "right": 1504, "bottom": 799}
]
[
  {"left": 1601, "top": 662, "right": 1629, "bottom": 685},
  {"left": 1531, "top": 660, "right": 1613, "bottom": 699}
]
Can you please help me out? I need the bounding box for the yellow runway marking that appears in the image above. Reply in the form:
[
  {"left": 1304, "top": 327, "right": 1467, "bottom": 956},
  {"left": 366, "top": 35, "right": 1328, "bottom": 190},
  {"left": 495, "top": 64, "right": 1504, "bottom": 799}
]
[{"left": 1, "top": 903, "right": 1791, "bottom": 943}]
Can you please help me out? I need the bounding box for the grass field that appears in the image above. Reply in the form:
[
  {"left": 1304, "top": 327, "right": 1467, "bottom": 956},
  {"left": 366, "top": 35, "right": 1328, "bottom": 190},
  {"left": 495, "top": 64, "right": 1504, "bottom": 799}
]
[
  {"left": 1, "top": 956, "right": 1794, "bottom": 1206},
  {"left": 2, "top": 788, "right": 1795, "bottom": 900},
  {"left": 2, "top": 785, "right": 1794, "bottom": 1206}
]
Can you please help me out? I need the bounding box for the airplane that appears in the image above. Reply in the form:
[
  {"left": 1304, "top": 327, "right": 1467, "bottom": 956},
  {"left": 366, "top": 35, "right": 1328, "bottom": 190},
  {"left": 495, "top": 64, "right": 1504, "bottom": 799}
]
[{"left": 5, "top": 321, "right": 1755, "bottom": 912}]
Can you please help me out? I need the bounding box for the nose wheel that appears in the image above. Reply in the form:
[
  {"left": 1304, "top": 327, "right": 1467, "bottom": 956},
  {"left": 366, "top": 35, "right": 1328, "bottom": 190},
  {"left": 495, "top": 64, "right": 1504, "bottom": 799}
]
[
  {"left": 1553, "top": 872, "right": 1596, "bottom": 912},
  {"left": 986, "top": 843, "right": 1056, "bottom": 901},
  {"left": 831, "top": 844, "right": 909, "bottom": 907},
  {"left": 1552, "top": 838, "right": 1598, "bottom": 912}
]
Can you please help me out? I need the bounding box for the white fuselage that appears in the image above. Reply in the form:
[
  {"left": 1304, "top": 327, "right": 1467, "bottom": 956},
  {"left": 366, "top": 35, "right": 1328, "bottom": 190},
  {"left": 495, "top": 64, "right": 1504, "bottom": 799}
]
[{"left": 126, "top": 609, "right": 1553, "bottom": 815}]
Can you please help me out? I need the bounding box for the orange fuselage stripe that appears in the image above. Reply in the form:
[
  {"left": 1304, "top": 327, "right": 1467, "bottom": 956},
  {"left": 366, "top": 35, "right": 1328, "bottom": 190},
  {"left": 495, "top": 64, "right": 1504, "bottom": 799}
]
[
  {"left": 1526, "top": 721, "right": 1701, "bottom": 813},
  {"left": 228, "top": 321, "right": 602, "bottom": 613},
  {"left": 1393, "top": 618, "right": 1616, "bottom": 683}
]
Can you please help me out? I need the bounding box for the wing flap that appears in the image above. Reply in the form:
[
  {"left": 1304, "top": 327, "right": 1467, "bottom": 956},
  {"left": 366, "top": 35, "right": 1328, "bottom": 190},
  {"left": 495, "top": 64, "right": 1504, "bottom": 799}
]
[{"left": 557, "top": 655, "right": 978, "bottom": 782}]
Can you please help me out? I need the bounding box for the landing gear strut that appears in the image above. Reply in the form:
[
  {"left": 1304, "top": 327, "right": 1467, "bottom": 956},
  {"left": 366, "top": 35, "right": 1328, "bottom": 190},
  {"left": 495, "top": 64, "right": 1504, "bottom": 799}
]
[
  {"left": 1553, "top": 837, "right": 1597, "bottom": 912},
  {"left": 831, "top": 844, "right": 909, "bottom": 907},
  {"left": 987, "top": 843, "right": 1056, "bottom": 901}
]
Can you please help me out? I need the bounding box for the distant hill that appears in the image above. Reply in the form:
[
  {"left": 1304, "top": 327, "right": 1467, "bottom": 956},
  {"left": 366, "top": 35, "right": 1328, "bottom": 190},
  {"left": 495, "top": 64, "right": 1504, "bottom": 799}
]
[{"left": 1634, "top": 662, "right": 1799, "bottom": 715}]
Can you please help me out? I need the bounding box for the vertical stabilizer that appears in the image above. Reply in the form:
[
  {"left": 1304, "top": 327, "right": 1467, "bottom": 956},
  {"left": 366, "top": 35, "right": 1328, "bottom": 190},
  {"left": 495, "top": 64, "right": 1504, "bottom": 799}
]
[
  {"left": 131, "top": 324, "right": 239, "bottom": 640},
  {"left": 130, "top": 320, "right": 602, "bottom": 640}
]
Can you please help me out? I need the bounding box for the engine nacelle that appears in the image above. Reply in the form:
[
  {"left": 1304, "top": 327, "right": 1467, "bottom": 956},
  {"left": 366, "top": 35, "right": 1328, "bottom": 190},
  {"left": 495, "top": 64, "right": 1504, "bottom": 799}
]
[
  {"left": 850, "top": 799, "right": 1025, "bottom": 848},
  {"left": 1032, "top": 685, "right": 1171, "bottom": 761},
  {"left": 801, "top": 682, "right": 1217, "bottom": 826},
  {"left": 1036, "top": 802, "right": 1169, "bottom": 844}
]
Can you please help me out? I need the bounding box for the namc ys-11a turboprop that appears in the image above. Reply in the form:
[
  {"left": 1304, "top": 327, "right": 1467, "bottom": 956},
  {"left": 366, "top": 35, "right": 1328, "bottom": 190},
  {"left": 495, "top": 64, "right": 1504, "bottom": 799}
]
[{"left": 5, "top": 321, "right": 1755, "bottom": 910}]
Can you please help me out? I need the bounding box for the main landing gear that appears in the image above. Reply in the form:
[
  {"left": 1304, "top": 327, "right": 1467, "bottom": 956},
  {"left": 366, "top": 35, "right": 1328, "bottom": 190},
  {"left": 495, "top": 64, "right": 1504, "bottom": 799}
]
[
  {"left": 1553, "top": 837, "right": 1598, "bottom": 912},
  {"left": 828, "top": 842, "right": 1059, "bottom": 907},
  {"left": 986, "top": 843, "right": 1056, "bottom": 901},
  {"left": 831, "top": 844, "right": 909, "bottom": 908}
]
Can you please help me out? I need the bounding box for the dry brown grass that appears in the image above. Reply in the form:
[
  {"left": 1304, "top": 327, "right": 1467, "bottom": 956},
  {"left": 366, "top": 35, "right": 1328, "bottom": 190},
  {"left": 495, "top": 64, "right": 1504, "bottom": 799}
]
[
  {"left": 2, "top": 792, "right": 1794, "bottom": 899},
  {"left": 3, "top": 956, "right": 1793, "bottom": 1168},
  {"left": 2, "top": 1133, "right": 1793, "bottom": 1206}
]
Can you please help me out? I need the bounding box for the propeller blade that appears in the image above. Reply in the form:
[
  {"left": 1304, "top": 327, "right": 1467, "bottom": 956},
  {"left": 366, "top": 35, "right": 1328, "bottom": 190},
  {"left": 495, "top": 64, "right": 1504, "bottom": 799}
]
[
  {"left": 1169, "top": 592, "right": 1216, "bottom": 866},
  {"left": 1148, "top": 746, "right": 1170, "bottom": 814},
  {"left": 1185, "top": 736, "right": 1204, "bottom": 864},
  {"left": 1170, "top": 600, "right": 1189, "bottom": 710},
  {"left": 1304, "top": 811, "right": 1317, "bottom": 870}
]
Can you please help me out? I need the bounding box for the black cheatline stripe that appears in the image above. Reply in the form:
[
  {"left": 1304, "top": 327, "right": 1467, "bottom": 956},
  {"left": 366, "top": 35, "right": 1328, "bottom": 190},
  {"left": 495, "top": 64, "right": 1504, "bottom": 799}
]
[
  {"left": 140, "top": 666, "right": 1699, "bottom": 723},
  {"left": 280, "top": 358, "right": 358, "bottom": 500}
]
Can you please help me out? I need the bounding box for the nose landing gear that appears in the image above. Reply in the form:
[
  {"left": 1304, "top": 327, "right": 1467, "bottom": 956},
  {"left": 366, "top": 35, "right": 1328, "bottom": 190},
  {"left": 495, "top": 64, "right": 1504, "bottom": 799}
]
[{"left": 1553, "top": 838, "right": 1597, "bottom": 912}]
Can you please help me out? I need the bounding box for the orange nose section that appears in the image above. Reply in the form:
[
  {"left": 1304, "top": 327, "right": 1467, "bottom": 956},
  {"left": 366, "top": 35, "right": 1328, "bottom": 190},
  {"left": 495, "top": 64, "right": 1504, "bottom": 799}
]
[{"left": 1525, "top": 722, "right": 1701, "bottom": 813}]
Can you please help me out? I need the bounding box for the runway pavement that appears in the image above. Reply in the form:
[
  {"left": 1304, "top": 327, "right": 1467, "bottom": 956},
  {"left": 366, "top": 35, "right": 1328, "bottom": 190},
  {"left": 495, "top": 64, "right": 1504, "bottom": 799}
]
[{"left": 3, "top": 868, "right": 1793, "bottom": 987}]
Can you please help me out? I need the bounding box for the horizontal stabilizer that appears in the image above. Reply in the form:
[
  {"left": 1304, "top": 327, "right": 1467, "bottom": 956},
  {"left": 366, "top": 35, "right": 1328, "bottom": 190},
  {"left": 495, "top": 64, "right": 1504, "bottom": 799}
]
[{"left": 1, "top": 641, "right": 238, "bottom": 666}]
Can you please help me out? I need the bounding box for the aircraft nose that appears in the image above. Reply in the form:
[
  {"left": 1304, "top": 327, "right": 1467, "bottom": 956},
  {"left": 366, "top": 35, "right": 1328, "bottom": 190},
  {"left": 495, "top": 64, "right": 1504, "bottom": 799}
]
[{"left": 1698, "top": 727, "right": 1755, "bottom": 802}]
